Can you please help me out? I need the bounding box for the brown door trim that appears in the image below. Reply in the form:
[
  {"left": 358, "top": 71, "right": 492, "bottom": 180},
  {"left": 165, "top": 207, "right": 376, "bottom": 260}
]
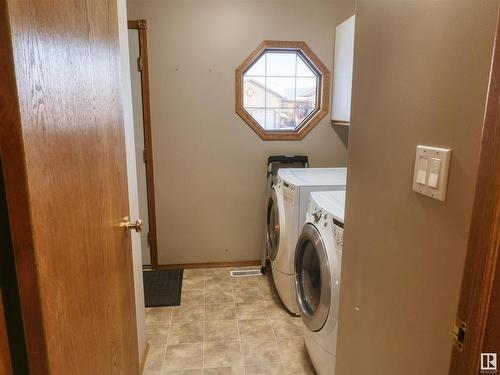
[
  {"left": 128, "top": 19, "right": 159, "bottom": 268},
  {"left": 448, "top": 10, "right": 500, "bottom": 374}
]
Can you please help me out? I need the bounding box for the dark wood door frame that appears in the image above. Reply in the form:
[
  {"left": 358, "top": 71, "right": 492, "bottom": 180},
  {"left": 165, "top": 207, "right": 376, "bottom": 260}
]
[
  {"left": 128, "top": 19, "right": 158, "bottom": 268},
  {"left": 0, "top": 291, "right": 13, "bottom": 375},
  {"left": 449, "top": 9, "right": 500, "bottom": 374}
]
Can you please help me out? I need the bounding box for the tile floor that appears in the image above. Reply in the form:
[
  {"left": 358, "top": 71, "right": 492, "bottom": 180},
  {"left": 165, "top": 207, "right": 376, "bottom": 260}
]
[{"left": 143, "top": 267, "right": 316, "bottom": 374}]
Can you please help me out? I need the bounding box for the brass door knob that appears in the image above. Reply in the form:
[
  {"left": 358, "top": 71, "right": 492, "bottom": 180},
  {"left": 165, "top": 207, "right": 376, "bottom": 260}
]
[{"left": 120, "top": 218, "right": 143, "bottom": 233}]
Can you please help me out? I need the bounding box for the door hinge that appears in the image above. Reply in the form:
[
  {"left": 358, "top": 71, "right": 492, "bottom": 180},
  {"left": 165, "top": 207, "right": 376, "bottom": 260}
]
[
  {"left": 147, "top": 232, "right": 151, "bottom": 247},
  {"left": 452, "top": 318, "right": 466, "bottom": 351},
  {"left": 137, "top": 56, "right": 143, "bottom": 72},
  {"left": 143, "top": 148, "right": 147, "bottom": 164}
]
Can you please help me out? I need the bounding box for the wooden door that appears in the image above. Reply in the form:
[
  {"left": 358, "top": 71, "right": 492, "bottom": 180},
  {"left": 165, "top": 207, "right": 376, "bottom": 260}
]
[{"left": 0, "top": 0, "right": 139, "bottom": 374}]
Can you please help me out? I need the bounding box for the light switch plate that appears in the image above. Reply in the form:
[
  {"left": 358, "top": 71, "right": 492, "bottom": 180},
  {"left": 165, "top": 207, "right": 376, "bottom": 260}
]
[{"left": 412, "top": 145, "right": 451, "bottom": 201}]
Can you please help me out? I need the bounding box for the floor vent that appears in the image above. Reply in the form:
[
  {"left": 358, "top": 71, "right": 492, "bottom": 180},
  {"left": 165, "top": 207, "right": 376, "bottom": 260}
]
[{"left": 230, "top": 269, "right": 263, "bottom": 277}]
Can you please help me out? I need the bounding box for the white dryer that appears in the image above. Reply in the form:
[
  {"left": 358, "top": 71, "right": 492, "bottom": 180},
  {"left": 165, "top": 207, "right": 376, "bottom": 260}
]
[
  {"left": 294, "top": 191, "right": 345, "bottom": 375},
  {"left": 267, "top": 168, "right": 346, "bottom": 315}
]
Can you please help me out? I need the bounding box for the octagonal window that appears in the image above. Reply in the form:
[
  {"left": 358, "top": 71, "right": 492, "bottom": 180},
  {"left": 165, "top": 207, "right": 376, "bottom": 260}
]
[{"left": 236, "top": 41, "right": 331, "bottom": 140}]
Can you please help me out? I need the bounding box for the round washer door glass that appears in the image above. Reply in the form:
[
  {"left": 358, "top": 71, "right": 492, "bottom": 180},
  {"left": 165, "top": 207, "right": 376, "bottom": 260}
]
[
  {"left": 295, "top": 223, "right": 331, "bottom": 332},
  {"left": 300, "top": 240, "right": 321, "bottom": 311},
  {"left": 267, "top": 189, "right": 280, "bottom": 260}
]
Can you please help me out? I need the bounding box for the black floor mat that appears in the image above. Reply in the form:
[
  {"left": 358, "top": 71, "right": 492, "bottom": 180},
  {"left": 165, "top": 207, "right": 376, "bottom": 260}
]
[{"left": 143, "top": 269, "right": 183, "bottom": 307}]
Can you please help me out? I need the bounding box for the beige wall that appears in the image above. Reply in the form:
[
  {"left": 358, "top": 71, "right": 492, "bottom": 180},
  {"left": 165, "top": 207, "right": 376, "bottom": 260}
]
[
  {"left": 336, "top": 2, "right": 497, "bottom": 375},
  {"left": 127, "top": 0, "right": 354, "bottom": 264}
]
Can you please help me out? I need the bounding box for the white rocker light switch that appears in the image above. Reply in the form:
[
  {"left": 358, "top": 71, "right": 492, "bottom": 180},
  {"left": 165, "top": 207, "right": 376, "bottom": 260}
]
[
  {"left": 412, "top": 145, "right": 451, "bottom": 202},
  {"left": 416, "top": 157, "right": 429, "bottom": 185},
  {"left": 428, "top": 158, "right": 441, "bottom": 188}
]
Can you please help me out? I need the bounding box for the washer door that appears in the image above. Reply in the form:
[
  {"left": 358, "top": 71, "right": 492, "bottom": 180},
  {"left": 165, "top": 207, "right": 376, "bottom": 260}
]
[
  {"left": 295, "top": 223, "right": 331, "bottom": 332},
  {"left": 266, "top": 188, "right": 280, "bottom": 260}
]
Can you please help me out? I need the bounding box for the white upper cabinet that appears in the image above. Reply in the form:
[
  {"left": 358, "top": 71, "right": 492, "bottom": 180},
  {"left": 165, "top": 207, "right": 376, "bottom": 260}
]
[{"left": 332, "top": 15, "right": 355, "bottom": 125}]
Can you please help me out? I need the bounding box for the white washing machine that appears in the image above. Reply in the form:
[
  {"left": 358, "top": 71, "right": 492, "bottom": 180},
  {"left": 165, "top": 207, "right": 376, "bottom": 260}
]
[
  {"left": 267, "top": 168, "right": 346, "bottom": 314},
  {"left": 294, "top": 190, "right": 345, "bottom": 375}
]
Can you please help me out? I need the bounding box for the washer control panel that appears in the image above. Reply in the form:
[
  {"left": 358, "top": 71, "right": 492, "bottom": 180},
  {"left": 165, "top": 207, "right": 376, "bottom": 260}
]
[
  {"left": 282, "top": 182, "right": 297, "bottom": 205},
  {"left": 332, "top": 223, "right": 343, "bottom": 252},
  {"left": 308, "top": 199, "right": 345, "bottom": 252}
]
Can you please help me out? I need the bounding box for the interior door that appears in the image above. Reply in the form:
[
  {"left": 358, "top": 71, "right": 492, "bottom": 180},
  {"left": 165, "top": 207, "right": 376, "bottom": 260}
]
[{"left": 0, "top": 0, "right": 139, "bottom": 373}]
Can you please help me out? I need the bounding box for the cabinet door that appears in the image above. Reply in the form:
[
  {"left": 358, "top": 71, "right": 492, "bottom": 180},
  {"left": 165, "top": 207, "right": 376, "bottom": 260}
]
[{"left": 332, "top": 15, "right": 355, "bottom": 125}]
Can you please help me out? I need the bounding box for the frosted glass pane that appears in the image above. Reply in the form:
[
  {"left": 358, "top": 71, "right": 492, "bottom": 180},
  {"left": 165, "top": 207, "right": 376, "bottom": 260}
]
[
  {"left": 296, "top": 55, "right": 317, "bottom": 77},
  {"left": 296, "top": 107, "right": 315, "bottom": 126},
  {"left": 243, "top": 77, "right": 265, "bottom": 107},
  {"left": 276, "top": 108, "right": 297, "bottom": 130},
  {"left": 266, "top": 53, "right": 296, "bottom": 76},
  {"left": 266, "top": 77, "right": 295, "bottom": 107},
  {"left": 265, "top": 108, "right": 296, "bottom": 130},
  {"left": 245, "top": 54, "right": 266, "bottom": 76},
  {"left": 247, "top": 108, "right": 266, "bottom": 128},
  {"left": 296, "top": 78, "right": 317, "bottom": 108}
]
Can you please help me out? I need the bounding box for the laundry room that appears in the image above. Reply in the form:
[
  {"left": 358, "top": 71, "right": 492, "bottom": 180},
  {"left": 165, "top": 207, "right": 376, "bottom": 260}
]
[
  {"left": 1, "top": 0, "right": 498, "bottom": 374},
  {"left": 121, "top": 0, "right": 498, "bottom": 374},
  {"left": 124, "top": 2, "right": 354, "bottom": 371},
  {"left": 126, "top": 0, "right": 353, "bottom": 267}
]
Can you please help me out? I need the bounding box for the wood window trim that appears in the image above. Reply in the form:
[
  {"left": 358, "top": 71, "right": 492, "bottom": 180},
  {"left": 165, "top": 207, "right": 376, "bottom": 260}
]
[
  {"left": 235, "top": 41, "right": 331, "bottom": 141},
  {"left": 128, "top": 19, "right": 159, "bottom": 269}
]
